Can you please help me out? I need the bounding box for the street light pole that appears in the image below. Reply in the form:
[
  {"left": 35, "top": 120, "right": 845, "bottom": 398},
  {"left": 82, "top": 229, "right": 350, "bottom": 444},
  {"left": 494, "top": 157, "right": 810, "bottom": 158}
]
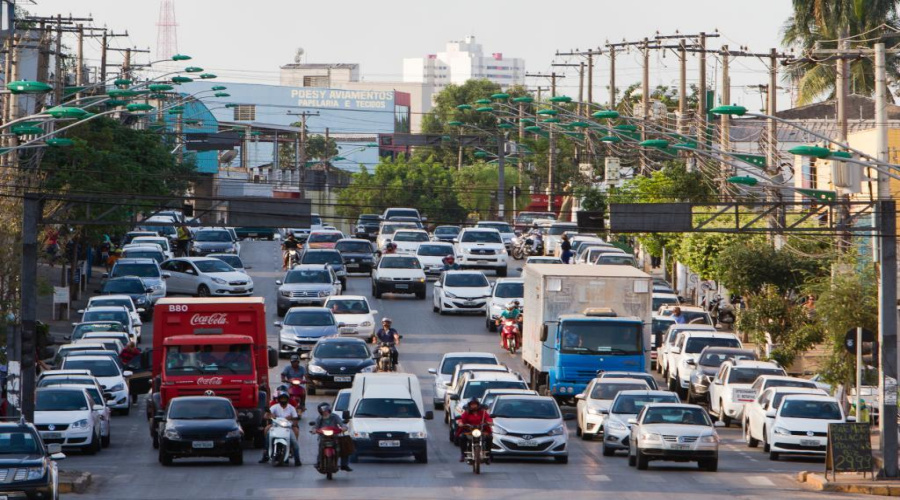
[{"left": 497, "top": 131, "right": 506, "bottom": 220}]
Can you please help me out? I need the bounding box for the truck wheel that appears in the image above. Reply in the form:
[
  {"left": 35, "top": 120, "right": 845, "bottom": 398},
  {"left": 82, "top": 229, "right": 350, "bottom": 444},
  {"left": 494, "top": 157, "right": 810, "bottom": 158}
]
[
  {"left": 496, "top": 267, "right": 507, "bottom": 277},
  {"left": 197, "top": 285, "right": 210, "bottom": 297},
  {"left": 158, "top": 446, "right": 172, "bottom": 466},
  {"left": 414, "top": 450, "right": 428, "bottom": 464},
  {"left": 252, "top": 430, "right": 266, "bottom": 449}
]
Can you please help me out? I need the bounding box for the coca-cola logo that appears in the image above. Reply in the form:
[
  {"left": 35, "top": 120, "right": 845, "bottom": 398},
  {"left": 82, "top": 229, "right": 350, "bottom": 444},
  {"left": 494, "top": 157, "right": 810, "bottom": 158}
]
[
  {"left": 197, "top": 377, "right": 223, "bottom": 385},
  {"left": 190, "top": 313, "right": 229, "bottom": 326}
]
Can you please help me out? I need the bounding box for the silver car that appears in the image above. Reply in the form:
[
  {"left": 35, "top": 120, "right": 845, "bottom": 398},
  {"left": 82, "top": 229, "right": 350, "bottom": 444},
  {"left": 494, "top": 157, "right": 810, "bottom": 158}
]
[
  {"left": 600, "top": 390, "right": 680, "bottom": 456},
  {"left": 627, "top": 403, "right": 724, "bottom": 471},
  {"left": 488, "top": 394, "right": 570, "bottom": 463},
  {"left": 427, "top": 352, "right": 499, "bottom": 409},
  {"left": 275, "top": 265, "right": 342, "bottom": 315}
]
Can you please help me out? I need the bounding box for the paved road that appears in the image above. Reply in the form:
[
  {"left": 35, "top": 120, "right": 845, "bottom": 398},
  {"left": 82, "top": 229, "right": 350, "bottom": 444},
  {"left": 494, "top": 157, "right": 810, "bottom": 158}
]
[{"left": 61, "top": 241, "right": 862, "bottom": 499}]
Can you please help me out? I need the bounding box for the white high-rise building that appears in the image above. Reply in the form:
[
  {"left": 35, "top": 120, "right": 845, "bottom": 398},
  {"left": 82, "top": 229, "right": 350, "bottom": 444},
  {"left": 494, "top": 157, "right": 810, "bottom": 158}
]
[{"left": 403, "top": 36, "right": 524, "bottom": 90}]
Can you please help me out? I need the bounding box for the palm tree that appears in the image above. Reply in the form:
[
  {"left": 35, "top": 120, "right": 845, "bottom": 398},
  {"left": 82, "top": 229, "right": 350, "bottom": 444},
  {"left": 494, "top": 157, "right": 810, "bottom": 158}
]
[{"left": 782, "top": 0, "right": 900, "bottom": 104}]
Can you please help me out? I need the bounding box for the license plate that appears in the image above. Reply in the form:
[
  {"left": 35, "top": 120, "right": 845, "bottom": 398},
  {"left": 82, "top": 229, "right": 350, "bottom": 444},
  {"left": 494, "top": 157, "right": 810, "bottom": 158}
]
[
  {"left": 299, "top": 345, "right": 312, "bottom": 351},
  {"left": 520, "top": 439, "right": 538, "bottom": 447},
  {"left": 379, "top": 440, "right": 400, "bottom": 447},
  {"left": 395, "top": 284, "right": 409, "bottom": 289},
  {"left": 476, "top": 260, "right": 488, "bottom": 263},
  {"left": 248, "top": 233, "right": 258, "bottom": 237},
  {"left": 340, "top": 327, "right": 356, "bottom": 334},
  {"left": 41, "top": 432, "right": 62, "bottom": 439},
  {"left": 334, "top": 376, "right": 352, "bottom": 382},
  {"left": 192, "top": 441, "right": 214, "bottom": 449},
  {"left": 347, "top": 263, "right": 359, "bottom": 268},
  {"left": 465, "top": 301, "right": 475, "bottom": 306},
  {"left": 800, "top": 439, "right": 819, "bottom": 447},
  {"left": 233, "top": 288, "right": 246, "bottom": 292},
  {"left": 671, "top": 444, "right": 691, "bottom": 450}
]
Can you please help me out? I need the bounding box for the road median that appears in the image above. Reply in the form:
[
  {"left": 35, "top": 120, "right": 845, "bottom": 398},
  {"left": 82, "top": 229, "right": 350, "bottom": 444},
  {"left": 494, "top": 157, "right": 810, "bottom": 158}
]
[
  {"left": 58, "top": 470, "right": 92, "bottom": 494},
  {"left": 799, "top": 470, "right": 900, "bottom": 496}
]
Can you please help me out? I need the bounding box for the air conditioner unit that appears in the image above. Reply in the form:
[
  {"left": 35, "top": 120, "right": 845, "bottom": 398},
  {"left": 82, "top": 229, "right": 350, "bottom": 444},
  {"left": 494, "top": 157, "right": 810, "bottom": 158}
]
[{"left": 831, "top": 158, "right": 861, "bottom": 193}]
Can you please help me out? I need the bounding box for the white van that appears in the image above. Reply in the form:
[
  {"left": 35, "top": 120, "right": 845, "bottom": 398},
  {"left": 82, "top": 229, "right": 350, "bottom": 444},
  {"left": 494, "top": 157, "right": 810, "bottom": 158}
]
[{"left": 346, "top": 373, "right": 433, "bottom": 463}]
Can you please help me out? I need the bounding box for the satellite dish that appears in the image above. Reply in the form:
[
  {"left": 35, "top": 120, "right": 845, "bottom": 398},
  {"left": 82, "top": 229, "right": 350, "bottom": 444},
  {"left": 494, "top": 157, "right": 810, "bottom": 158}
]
[
  {"left": 219, "top": 150, "right": 238, "bottom": 164},
  {"left": 294, "top": 47, "right": 304, "bottom": 64}
]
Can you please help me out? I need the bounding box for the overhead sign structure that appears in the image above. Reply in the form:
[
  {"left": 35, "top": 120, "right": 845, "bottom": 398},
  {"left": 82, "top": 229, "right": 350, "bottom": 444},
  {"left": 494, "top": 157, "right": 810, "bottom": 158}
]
[{"left": 227, "top": 197, "right": 311, "bottom": 228}]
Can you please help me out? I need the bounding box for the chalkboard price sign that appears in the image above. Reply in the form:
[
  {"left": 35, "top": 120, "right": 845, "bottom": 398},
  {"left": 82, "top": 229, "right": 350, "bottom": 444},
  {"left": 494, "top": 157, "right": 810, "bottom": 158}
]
[{"left": 826, "top": 423, "right": 874, "bottom": 479}]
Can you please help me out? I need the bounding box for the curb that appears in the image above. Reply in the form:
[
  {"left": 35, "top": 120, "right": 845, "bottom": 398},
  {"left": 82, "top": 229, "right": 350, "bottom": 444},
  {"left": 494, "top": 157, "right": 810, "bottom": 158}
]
[
  {"left": 58, "top": 470, "right": 92, "bottom": 494},
  {"left": 799, "top": 471, "right": 900, "bottom": 497}
]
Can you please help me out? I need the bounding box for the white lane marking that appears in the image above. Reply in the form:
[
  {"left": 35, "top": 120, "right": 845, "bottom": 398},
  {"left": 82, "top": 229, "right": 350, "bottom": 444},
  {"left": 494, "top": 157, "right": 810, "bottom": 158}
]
[
  {"left": 435, "top": 470, "right": 454, "bottom": 479},
  {"left": 693, "top": 475, "right": 719, "bottom": 484},
  {"left": 587, "top": 474, "right": 610, "bottom": 482},
  {"left": 642, "top": 474, "right": 665, "bottom": 482},
  {"left": 746, "top": 475, "right": 775, "bottom": 486}
]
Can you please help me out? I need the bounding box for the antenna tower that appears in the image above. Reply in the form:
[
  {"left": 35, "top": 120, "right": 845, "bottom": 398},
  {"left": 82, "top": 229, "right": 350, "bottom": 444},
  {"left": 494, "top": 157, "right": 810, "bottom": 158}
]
[{"left": 156, "top": 0, "right": 178, "bottom": 60}]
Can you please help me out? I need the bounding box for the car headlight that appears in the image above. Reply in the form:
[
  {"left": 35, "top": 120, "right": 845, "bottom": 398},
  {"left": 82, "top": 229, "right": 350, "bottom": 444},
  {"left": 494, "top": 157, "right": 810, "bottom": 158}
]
[
  {"left": 307, "top": 364, "right": 326, "bottom": 374},
  {"left": 417, "top": 278, "right": 425, "bottom": 282},
  {"left": 773, "top": 426, "right": 791, "bottom": 436},
  {"left": 445, "top": 291, "right": 458, "bottom": 299},
  {"left": 109, "top": 383, "right": 125, "bottom": 392},
  {"left": 352, "top": 431, "right": 369, "bottom": 439},
  {"left": 164, "top": 427, "right": 181, "bottom": 440},
  {"left": 640, "top": 432, "right": 662, "bottom": 443},
  {"left": 587, "top": 407, "right": 604, "bottom": 416},
  {"left": 408, "top": 431, "right": 427, "bottom": 439},
  {"left": 151, "top": 284, "right": 163, "bottom": 291},
  {"left": 361, "top": 365, "right": 376, "bottom": 373},
  {"left": 548, "top": 424, "right": 566, "bottom": 436},
  {"left": 607, "top": 420, "right": 627, "bottom": 432},
  {"left": 360, "top": 321, "right": 372, "bottom": 327},
  {"left": 318, "top": 291, "right": 330, "bottom": 297},
  {"left": 212, "top": 277, "right": 228, "bottom": 285},
  {"left": 699, "top": 434, "right": 718, "bottom": 444},
  {"left": 280, "top": 290, "right": 291, "bottom": 297},
  {"left": 70, "top": 419, "right": 90, "bottom": 429},
  {"left": 25, "top": 466, "right": 46, "bottom": 480},
  {"left": 226, "top": 429, "right": 243, "bottom": 439},
  {"left": 135, "top": 297, "right": 147, "bottom": 305}
]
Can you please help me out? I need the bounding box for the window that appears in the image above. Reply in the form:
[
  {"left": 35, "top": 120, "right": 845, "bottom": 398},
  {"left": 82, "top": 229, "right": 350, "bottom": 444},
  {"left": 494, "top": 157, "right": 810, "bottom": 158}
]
[
  {"left": 233, "top": 104, "right": 256, "bottom": 121},
  {"left": 303, "top": 76, "right": 329, "bottom": 87}
]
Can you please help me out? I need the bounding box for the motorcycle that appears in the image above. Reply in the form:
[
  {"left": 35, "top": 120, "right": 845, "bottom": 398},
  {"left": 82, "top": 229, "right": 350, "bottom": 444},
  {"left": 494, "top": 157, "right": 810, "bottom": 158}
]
[
  {"left": 311, "top": 423, "right": 343, "bottom": 480},
  {"left": 268, "top": 417, "right": 294, "bottom": 466},
  {"left": 461, "top": 424, "right": 491, "bottom": 474},
  {"left": 288, "top": 378, "right": 306, "bottom": 409},
  {"left": 286, "top": 248, "right": 300, "bottom": 268},
  {"left": 511, "top": 234, "right": 543, "bottom": 260},
  {"left": 500, "top": 319, "right": 519, "bottom": 354},
  {"left": 375, "top": 342, "right": 395, "bottom": 372},
  {"left": 708, "top": 294, "right": 737, "bottom": 327}
]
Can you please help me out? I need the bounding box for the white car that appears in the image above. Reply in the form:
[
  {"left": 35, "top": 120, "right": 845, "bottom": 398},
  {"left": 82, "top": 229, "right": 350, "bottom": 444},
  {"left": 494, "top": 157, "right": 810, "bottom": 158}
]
[
  {"left": 658, "top": 305, "right": 713, "bottom": 325},
  {"left": 446, "top": 369, "right": 525, "bottom": 433},
  {"left": 454, "top": 228, "right": 508, "bottom": 276},
  {"left": 489, "top": 395, "right": 569, "bottom": 463},
  {"left": 668, "top": 331, "right": 742, "bottom": 398},
  {"left": 83, "top": 295, "right": 144, "bottom": 341},
  {"left": 323, "top": 295, "right": 378, "bottom": 337},
  {"left": 120, "top": 244, "right": 166, "bottom": 264},
  {"left": 60, "top": 355, "right": 133, "bottom": 414},
  {"left": 159, "top": 257, "right": 254, "bottom": 297},
  {"left": 391, "top": 229, "right": 430, "bottom": 255},
  {"left": 525, "top": 256, "right": 563, "bottom": 265},
  {"left": 544, "top": 222, "right": 577, "bottom": 256},
  {"left": 433, "top": 270, "right": 492, "bottom": 315},
  {"left": 130, "top": 236, "right": 174, "bottom": 260},
  {"left": 375, "top": 221, "right": 419, "bottom": 251},
  {"left": 601, "top": 390, "right": 680, "bottom": 456},
  {"left": 42, "top": 381, "right": 112, "bottom": 448},
  {"left": 707, "top": 359, "right": 786, "bottom": 427},
  {"left": 475, "top": 221, "right": 516, "bottom": 249},
  {"left": 106, "top": 258, "right": 168, "bottom": 304},
  {"left": 443, "top": 363, "right": 512, "bottom": 416},
  {"left": 208, "top": 253, "right": 249, "bottom": 273},
  {"left": 35, "top": 386, "right": 104, "bottom": 454},
  {"left": 485, "top": 278, "right": 524, "bottom": 332},
  {"left": 575, "top": 245, "right": 618, "bottom": 265},
  {"left": 743, "top": 386, "right": 828, "bottom": 452},
  {"left": 427, "top": 352, "right": 500, "bottom": 409},
  {"left": 77, "top": 306, "right": 140, "bottom": 344},
  {"left": 576, "top": 377, "right": 651, "bottom": 440},
  {"left": 371, "top": 254, "right": 426, "bottom": 299},
  {"left": 652, "top": 293, "right": 680, "bottom": 312},
  {"left": 764, "top": 394, "right": 849, "bottom": 461},
  {"left": 749, "top": 375, "right": 819, "bottom": 395},
  {"left": 416, "top": 242, "right": 456, "bottom": 278},
  {"left": 628, "top": 403, "right": 724, "bottom": 471},
  {"left": 81, "top": 332, "right": 132, "bottom": 349},
  {"left": 658, "top": 324, "right": 717, "bottom": 377}
]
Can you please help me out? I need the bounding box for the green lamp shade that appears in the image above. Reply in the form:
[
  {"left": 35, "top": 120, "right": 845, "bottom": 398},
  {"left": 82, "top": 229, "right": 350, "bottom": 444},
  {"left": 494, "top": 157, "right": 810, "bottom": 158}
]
[
  {"left": 45, "top": 138, "right": 74, "bottom": 147},
  {"left": 476, "top": 106, "right": 494, "bottom": 112},
  {"left": 710, "top": 105, "right": 748, "bottom": 116},
  {"left": 148, "top": 84, "right": 175, "bottom": 92},
  {"left": 107, "top": 89, "right": 139, "bottom": 98},
  {"left": 475, "top": 99, "right": 492, "bottom": 105},
  {"left": 365, "top": 143, "right": 379, "bottom": 147},
  {"left": 457, "top": 104, "right": 473, "bottom": 110},
  {"left": 570, "top": 121, "right": 591, "bottom": 128},
  {"left": 727, "top": 176, "right": 758, "bottom": 186},
  {"left": 524, "top": 126, "right": 543, "bottom": 133},
  {"left": 171, "top": 54, "right": 192, "bottom": 61},
  {"left": 512, "top": 96, "right": 534, "bottom": 103},
  {"left": 126, "top": 103, "right": 154, "bottom": 112},
  {"left": 12, "top": 124, "right": 44, "bottom": 135},
  {"left": 592, "top": 110, "right": 620, "bottom": 119},
  {"left": 788, "top": 145, "right": 832, "bottom": 159},
  {"left": 497, "top": 123, "right": 515, "bottom": 129},
  {"left": 600, "top": 136, "right": 622, "bottom": 143},
  {"left": 537, "top": 109, "right": 558, "bottom": 116},
  {"left": 797, "top": 188, "right": 837, "bottom": 202},
  {"left": 211, "top": 86, "right": 227, "bottom": 91},
  {"left": 171, "top": 76, "right": 193, "bottom": 84},
  {"left": 541, "top": 118, "right": 561, "bottom": 124},
  {"left": 490, "top": 93, "right": 510, "bottom": 100},
  {"left": 639, "top": 139, "right": 670, "bottom": 148},
  {"left": 447, "top": 121, "right": 464, "bottom": 126},
  {"left": 7, "top": 81, "right": 52, "bottom": 94},
  {"left": 106, "top": 100, "right": 127, "bottom": 107},
  {"left": 170, "top": 105, "right": 185, "bottom": 111},
  {"left": 113, "top": 78, "right": 132, "bottom": 86},
  {"left": 168, "top": 109, "right": 184, "bottom": 115},
  {"left": 199, "top": 73, "right": 217, "bottom": 79},
  {"left": 673, "top": 142, "right": 697, "bottom": 150},
  {"left": 44, "top": 106, "right": 88, "bottom": 119},
  {"left": 548, "top": 95, "right": 572, "bottom": 103},
  {"left": 184, "top": 66, "right": 204, "bottom": 73},
  {"left": 613, "top": 124, "right": 637, "bottom": 132},
  {"left": 183, "top": 119, "right": 200, "bottom": 125},
  {"left": 520, "top": 118, "right": 535, "bottom": 124},
  {"left": 332, "top": 156, "right": 346, "bottom": 161},
  {"left": 830, "top": 150, "right": 853, "bottom": 159},
  {"left": 214, "top": 92, "right": 231, "bottom": 98},
  {"left": 225, "top": 103, "right": 238, "bottom": 108},
  {"left": 474, "top": 151, "right": 489, "bottom": 158}
]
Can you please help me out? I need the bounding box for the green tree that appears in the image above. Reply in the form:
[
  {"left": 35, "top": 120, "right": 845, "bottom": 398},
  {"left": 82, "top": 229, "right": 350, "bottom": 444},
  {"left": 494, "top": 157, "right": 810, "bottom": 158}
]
[
  {"left": 736, "top": 285, "right": 819, "bottom": 366},
  {"left": 452, "top": 163, "right": 531, "bottom": 218},
  {"left": 277, "top": 122, "right": 338, "bottom": 167},
  {"left": 618, "top": 83, "right": 700, "bottom": 113},
  {"left": 716, "top": 239, "right": 824, "bottom": 296}
]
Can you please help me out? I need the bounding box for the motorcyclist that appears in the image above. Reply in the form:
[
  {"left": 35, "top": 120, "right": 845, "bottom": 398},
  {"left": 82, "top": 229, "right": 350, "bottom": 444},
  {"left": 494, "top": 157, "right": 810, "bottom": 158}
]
[
  {"left": 311, "top": 403, "right": 352, "bottom": 472},
  {"left": 259, "top": 392, "right": 301, "bottom": 466},
  {"left": 268, "top": 384, "right": 299, "bottom": 409},
  {"left": 528, "top": 226, "right": 543, "bottom": 254},
  {"left": 282, "top": 234, "right": 300, "bottom": 270},
  {"left": 441, "top": 254, "right": 461, "bottom": 271},
  {"left": 497, "top": 301, "right": 522, "bottom": 350},
  {"left": 281, "top": 354, "right": 307, "bottom": 410},
  {"left": 382, "top": 241, "right": 397, "bottom": 255},
  {"left": 371, "top": 317, "right": 400, "bottom": 367},
  {"left": 455, "top": 398, "right": 493, "bottom": 462}
]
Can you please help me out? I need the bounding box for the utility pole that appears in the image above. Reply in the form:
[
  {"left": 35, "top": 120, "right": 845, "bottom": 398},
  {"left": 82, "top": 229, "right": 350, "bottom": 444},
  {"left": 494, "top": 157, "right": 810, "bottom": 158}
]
[
  {"left": 526, "top": 72, "right": 566, "bottom": 99},
  {"left": 53, "top": 15, "right": 62, "bottom": 105},
  {"left": 836, "top": 36, "right": 850, "bottom": 248},
  {"left": 100, "top": 30, "right": 107, "bottom": 83},
  {"left": 587, "top": 52, "right": 594, "bottom": 114},
  {"left": 608, "top": 46, "right": 616, "bottom": 108},
  {"left": 698, "top": 32, "right": 707, "bottom": 148},
  {"left": 123, "top": 48, "right": 132, "bottom": 80},
  {"left": 554, "top": 48, "right": 601, "bottom": 115},
  {"left": 12, "top": 194, "right": 41, "bottom": 421},
  {"left": 547, "top": 126, "right": 556, "bottom": 211},
  {"left": 497, "top": 131, "right": 506, "bottom": 219},
  {"left": 720, "top": 45, "right": 731, "bottom": 185},
  {"left": 75, "top": 25, "right": 84, "bottom": 99},
  {"left": 641, "top": 37, "right": 650, "bottom": 174},
  {"left": 287, "top": 111, "right": 320, "bottom": 195},
  {"left": 766, "top": 48, "right": 784, "bottom": 243},
  {"left": 678, "top": 39, "right": 687, "bottom": 135}
]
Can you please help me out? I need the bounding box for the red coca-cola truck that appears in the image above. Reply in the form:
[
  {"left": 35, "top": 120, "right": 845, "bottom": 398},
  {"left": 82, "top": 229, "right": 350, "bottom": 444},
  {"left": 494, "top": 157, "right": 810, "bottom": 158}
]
[{"left": 147, "top": 297, "right": 277, "bottom": 448}]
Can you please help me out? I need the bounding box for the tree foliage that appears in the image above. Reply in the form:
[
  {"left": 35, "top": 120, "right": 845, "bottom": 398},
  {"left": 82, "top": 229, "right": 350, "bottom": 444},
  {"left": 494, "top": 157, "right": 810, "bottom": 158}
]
[
  {"left": 716, "top": 239, "right": 824, "bottom": 296},
  {"left": 453, "top": 163, "right": 531, "bottom": 218},
  {"left": 736, "top": 285, "right": 819, "bottom": 367}
]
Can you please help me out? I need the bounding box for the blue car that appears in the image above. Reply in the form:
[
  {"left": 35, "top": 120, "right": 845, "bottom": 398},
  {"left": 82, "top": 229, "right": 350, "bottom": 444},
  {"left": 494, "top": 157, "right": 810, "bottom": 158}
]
[{"left": 275, "top": 307, "right": 339, "bottom": 358}]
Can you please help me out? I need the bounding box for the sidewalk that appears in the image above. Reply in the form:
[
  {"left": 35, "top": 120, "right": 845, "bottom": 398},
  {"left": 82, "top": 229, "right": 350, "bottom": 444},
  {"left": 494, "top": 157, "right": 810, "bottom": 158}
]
[
  {"left": 799, "top": 471, "right": 900, "bottom": 496},
  {"left": 36, "top": 261, "right": 106, "bottom": 341}
]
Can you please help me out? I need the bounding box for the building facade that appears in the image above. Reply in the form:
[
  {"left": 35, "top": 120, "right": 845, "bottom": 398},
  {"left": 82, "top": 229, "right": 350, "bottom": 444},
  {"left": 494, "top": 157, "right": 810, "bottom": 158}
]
[{"left": 403, "top": 36, "right": 525, "bottom": 90}]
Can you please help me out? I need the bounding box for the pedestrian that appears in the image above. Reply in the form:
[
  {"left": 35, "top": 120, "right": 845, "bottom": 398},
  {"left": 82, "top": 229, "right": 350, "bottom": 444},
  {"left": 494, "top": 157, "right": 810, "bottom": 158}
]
[
  {"left": 120, "top": 342, "right": 141, "bottom": 365},
  {"left": 45, "top": 229, "right": 59, "bottom": 267},
  {"left": 176, "top": 224, "right": 191, "bottom": 257},
  {"left": 672, "top": 306, "right": 686, "bottom": 324},
  {"left": 100, "top": 234, "right": 113, "bottom": 271},
  {"left": 560, "top": 234, "right": 572, "bottom": 264},
  {"left": 0, "top": 389, "right": 8, "bottom": 418},
  {"left": 107, "top": 248, "right": 122, "bottom": 270}
]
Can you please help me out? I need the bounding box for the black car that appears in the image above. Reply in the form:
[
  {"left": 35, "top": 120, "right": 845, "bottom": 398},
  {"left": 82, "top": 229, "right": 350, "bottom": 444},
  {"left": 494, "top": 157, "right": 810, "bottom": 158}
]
[
  {"left": 687, "top": 347, "right": 758, "bottom": 403},
  {"left": 157, "top": 396, "right": 243, "bottom": 466},
  {"left": 0, "top": 421, "right": 65, "bottom": 499},
  {"left": 335, "top": 239, "right": 376, "bottom": 275},
  {"left": 95, "top": 276, "right": 154, "bottom": 320},
  {"left": 432, "top": 225, "right": 461, "bottom": 243},
  {"left": 306, "top": 337, "right": 375, "bottom": 395},
  {"left": 355, "top": 214, "right": 381, "bottom": 240}
]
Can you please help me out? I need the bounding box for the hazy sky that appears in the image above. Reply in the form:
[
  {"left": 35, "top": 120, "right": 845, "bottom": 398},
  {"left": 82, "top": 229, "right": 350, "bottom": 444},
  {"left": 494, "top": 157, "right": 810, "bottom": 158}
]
[{"left": 30, "top": 0, "right": 797, "bottom": 109}]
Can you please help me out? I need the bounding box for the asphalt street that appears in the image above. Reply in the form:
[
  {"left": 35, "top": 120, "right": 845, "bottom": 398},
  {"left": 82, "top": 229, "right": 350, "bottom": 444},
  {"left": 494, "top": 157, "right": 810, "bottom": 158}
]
[{"left": 60, "top": 240, "right": 865, "bottom": 499}]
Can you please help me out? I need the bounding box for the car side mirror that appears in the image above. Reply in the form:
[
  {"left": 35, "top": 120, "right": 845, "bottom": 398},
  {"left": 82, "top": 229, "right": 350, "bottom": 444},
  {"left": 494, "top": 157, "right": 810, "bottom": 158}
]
[
  {"left": 449, "top": 394, "right": 460, "bottom": 401},
  {"left": 516, "top": 267, "right": 522, "bottom": 272},
  {"left": 146, "top": 288, "right": 154, "bottom": 293},
  {"left": 599, "top": 408, "right": 609, "bottom": 415},
  {"left": 101, "top": 273, "right": 109, "bottom": 279},
  {"left": 713, "top": 421, "right": 726, "bottom": 428},
  {"left": 846, "top": 415, "right": 857, "bottom": 422},
  {"left": 337, "top": 322, "right": 346, "bottom": 328},
  {"left": 424, "top": 411, "right": 434, "bottom": 420},
  {"left": 77, "top": 309, "right": 85, "bottom": 314},
  {"left": 162, "top": 273, "right": 171, "bottom": 279},
  {"left": 686, "top": 359, "right": 696, "bottom": 366},
  {"left": 370, "top": 310, "right": 378, "bottom": 315},
  {"left": 63, "top": 335, "right": 71, "bottom": 341},
  {"left": 137, "top": 308, "right": 146, "bottom": 313},
  {"left": 275, "top": 280, "right": 283, "bottom": 286},
  {"left": 246, "top": 266, "right": 253, "bottom": 270},
  {"left": 452, "top": 238, "right": 459, "bottom": 243},
  {"left": 627, "top": 418, "right": 638, "bottom": 425},
  {"left": 93, "top": 404, "right": 105, "bottom": 411},
  {"left": 563, "top": 413, "right": 576, "bottom": 421},
  {"left": 123, "top": 370, "right": 133, "bottom": 377},
  {"left": 274, "top": 321, "right": 282, "bottom": 327},
  {"left": 268, "top": 347, "right": 278, "bottom": 368},
  {"left": 47, "top": 443, "right": 63, "bottom": 455},
  {"left": 765, "top": 409, "right": 776, "bottom": 418},
  {"left": 428, "top": 368, "right": 437, "bottom": 375},
  {"left": 671, "top": 348, "right": 681, "bottom": 354},
  {"left": 540, "top": 324, "right": 548, "bottom": 342},
  {"left": 434, "top": 282, "right": 442, "bottom": 287},
  {"left": 574, "top": 394, "right": 585, "bottom": 400},
  {"left": 342, "top": 410, "right": 351, "bottom": 421}
]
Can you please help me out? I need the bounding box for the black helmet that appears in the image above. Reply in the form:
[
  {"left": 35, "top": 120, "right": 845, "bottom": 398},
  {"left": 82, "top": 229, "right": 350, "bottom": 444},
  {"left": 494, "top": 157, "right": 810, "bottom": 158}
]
[
  {"left": 318, "top": 402, "right": 332, "bottom": 415},
  {"left": 276, "top": 391, "right": 290, "bottom": 401},
  {"left": 276, "top": 384, "right": 289, "bottom": 393},
  {"left": 466, "top": 398, "right": 482, "bottom": 410}
]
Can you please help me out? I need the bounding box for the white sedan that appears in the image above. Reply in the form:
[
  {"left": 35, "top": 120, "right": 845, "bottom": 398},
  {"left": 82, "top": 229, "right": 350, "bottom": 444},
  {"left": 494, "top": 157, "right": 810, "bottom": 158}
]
[
  {"left": 324, "top": 295, "right": 378, "bottom": 337},
  {"left": 159, "top": 257, "right": 254, "bottom": 297},
  {"left": 485, "top": 278, "right": 524, "bottom": 332},
  {"left": 765, "top": 394, "right": 849, "bottom": 461},
  {"left": 432, "top": 271, "right": 492, "bottom": 315},
  {"left": 576, "top": 377, "right": 651, "bottom": 440}
]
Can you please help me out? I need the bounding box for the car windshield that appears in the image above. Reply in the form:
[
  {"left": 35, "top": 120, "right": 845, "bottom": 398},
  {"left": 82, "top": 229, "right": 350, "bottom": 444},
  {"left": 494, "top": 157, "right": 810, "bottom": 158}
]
[
  {"left": 90, "top": 299, "right": 133, "bottom": 311},
  {"left": 418, "top": 244, "right": 453, "bottom": 257},
  {"left": 665, "top": 310, "right": 710, "bottom": 324},
  {"left": 326, "top": 299, "right": 369, "bottom": 314},
  {"left": 194, "top": 260, "right": 235, "bottom": 273},
  {"left": 780, "top": 400, "right": 842, "bottom": 420},
  {"left": 195, "top": 231, "right": 232, "bottom": 242},
  {"left": 596, "top": 255, "right": 635, "bottom": 266},
  {"left": 38, "top": 378, "right": 95, "bottom": 388},
  {"left": 434, "top": 226, "right": 460, "bottom": 235},
  {"left": 386, "top": 209, "right": 419, "bottom": 219},
  {"left": 643, "top": 407, "right": 712, "bottom": 426},
  {"left": 124, "top": 251, "right": 163, "bottom": 263},
  {"left": 102, "top": 279, "right": 145, "bottom": 294},
  {"left": 766, "top": 379, "right": 817, "bottom": 390},
  {"left": 314, "top": 342, "right": 370, "bottom": 359},
  {"left": 164, "top": 345, "right": 253, "bottom": 375},
  {"left": 334, "top": 392, "right": 351, "bottom": 412},
  {"left": 560, "top": 321, "right": 642, "bottom": 355},
  {"left": 62, "top": 358, "right": 120, "bottom": 377},
  {"left": 462, "top": 380, "right": 527, "bottom": 399},
  {"left": 303, "top": 252, "right": 342, "bottom": 265},
  {"left": 393, "top": 231, "right": 428, "bottom": 242},
  {"left": 699, "top": 351, "right": 756, "bottom": 367},
  {"left": 492, "top": 399, "right": 560, "bottom": 419},
  {"left": 652, "top": 297, "right": 678, "bottom": 311},
  {"left": 479, "top": 223, "right": 512, "bottom": 233},
  {"left": 548, "top": 225, "right": 575, "bottom": 235},
  {"left": 112, "top": 263, "right": 159, "bottom": 278},
  {"left": 652, "top": 319, "right": 675, "bottom": 336},
  {"left": 601, "top": 373, "right": 657, "bottom": 389},
  {"left": 590, "top": 382, "right": 648, "bottom": 400},
  {"left": 460, "top": 231, "right": 501, "bottom": 243},
  {"left": 445, "top": 274, "right": 489, "bottom": 287},
  {"left": 354, "top": 398, "right": 421, "bottom": 418},
  {"left": 168, "top": 399, "right": 236, "bottom": 420},
  {"left": 309, "top": 233, "right": 342, "bottom": 243},
  {"left": 440, "top": 357, "right": 497, "bottom": 375},
  {"left": 685, "top": 337, "right": 741, "bottom": 354},
  {"left": 285, "top": 270, "right": 331, "bottom": 284},
  {"left": 612, "top": 394, "right": 680, "bottom": 414},
  {"left": 211, "top": 255, "right": 243, "bottom": 268},
  {"left": 494, "top": 282, "right": 523, "bottom": 299},
  {"left": 284, "top": 311, "right": 334, "bottom": 326},
  {"left": 729, "top": 367, "right": 785, "bottom": 384},
  {"left": 82, "top": 310, "right": 128, "bottom": 325},
  {"left": 73, "top": 322, "right": 126, "bottom": 336},
  {"left": 380, "top": 257, "right": 421, "bottom": 269},
  {"left": 335, "top": 241, "right": 372, "bottom": 253},
  {"left": 36, "top": 390, "right": 89, "bottom": 411},
  {"left": 516, "top": 213, "right": 556, "bottom": 224},
  {"left": 0, "top": 431, "right": 40, "bottom": 454}
]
